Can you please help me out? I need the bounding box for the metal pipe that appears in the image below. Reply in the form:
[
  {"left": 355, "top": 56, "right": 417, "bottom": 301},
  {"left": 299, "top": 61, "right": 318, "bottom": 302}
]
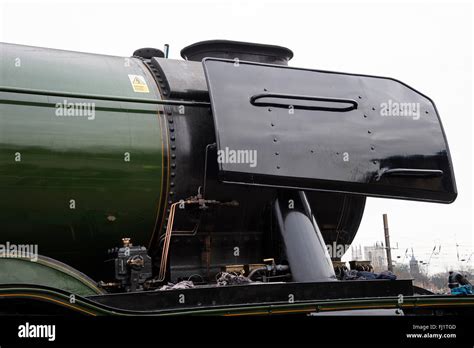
[
  {"left": 0, "top": 86, "right": 211, "bottom": 107},
  {"left": 247, "top": 267, "right": 267, "bottom": 280},
  {"left": 274, "top": 191, "right": 336, "bottom": 282}
]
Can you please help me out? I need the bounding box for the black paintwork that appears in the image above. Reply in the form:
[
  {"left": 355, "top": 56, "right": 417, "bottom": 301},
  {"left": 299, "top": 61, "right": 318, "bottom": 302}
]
[
  {"left": 142, "top": 59, "right": 366, "bottom": 282},
  {"left": 150, "top": 58, "right": 209, "bottom": 100},
  {"left": 139, "top": 43, "right": 456, "bottom": 285},
  {"left": 133, "top": 47, "right": 165, "bottom": 59},
  {"left": 147, "top": 55, "right": 366, "bottom": 262},
  {"left": 203, "top": 58, "right": 457, "bottom": 203},
  {"left": 181, "top": 39, "right": 293, "bottom": 65},
  {"left": 88, "top": 279, "right": 414, "bottom": 312}
]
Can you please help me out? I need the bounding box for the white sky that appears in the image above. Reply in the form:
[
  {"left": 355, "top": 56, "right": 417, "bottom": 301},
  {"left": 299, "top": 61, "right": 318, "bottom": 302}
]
[{"left": 1, "top": 0, "right": 472, "bottom": 274}]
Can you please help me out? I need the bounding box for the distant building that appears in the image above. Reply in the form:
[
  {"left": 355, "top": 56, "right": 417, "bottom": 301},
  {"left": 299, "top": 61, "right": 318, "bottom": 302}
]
[
  {"left": 351, "top": 245, "right": 363, "bottom": 260},
  {"left": 409, "top": 254, "right": 420, "bottom": 276},
  {"left": 364, "top": 242, "right": 387, "bottom": 271}
]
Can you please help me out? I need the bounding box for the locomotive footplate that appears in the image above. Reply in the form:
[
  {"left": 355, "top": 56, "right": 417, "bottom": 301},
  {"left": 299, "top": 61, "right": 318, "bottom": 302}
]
[{"left": 87, "top": 279, "right": 413, "bottom": 312}]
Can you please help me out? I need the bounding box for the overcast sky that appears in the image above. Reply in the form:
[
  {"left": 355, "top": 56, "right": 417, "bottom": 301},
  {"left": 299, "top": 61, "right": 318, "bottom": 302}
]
[{"left": 1, "top": 0, "right": 472, "bottom": 274}]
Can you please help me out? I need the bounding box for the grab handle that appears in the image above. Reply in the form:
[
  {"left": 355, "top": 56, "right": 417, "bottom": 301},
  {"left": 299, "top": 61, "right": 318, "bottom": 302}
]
[
  {"left": 250, "top": 93, "right": 358, "bottom": 112},
  {"left": 376, "top": 168, "right": 444, "bottom": 181}
]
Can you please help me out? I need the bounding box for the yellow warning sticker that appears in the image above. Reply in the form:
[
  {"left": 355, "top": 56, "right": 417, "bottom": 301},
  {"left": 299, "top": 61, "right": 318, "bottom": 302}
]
[{"left": 128, "top": 74, "right": 150, "bottom": 93}]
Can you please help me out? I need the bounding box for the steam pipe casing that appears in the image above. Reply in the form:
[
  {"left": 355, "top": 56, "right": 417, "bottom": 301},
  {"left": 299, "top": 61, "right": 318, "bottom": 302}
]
[{"left": 274, "top": 190, "right": 336, "bottom": 282}]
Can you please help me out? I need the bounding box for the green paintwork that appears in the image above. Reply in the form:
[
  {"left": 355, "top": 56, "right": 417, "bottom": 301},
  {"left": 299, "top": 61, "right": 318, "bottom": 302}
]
[
  {"left": 0, "top": 43, "right": 165, "bottom": 279},
  {"left": 0, "top": 256, "right": 104, "bottom": 296}
]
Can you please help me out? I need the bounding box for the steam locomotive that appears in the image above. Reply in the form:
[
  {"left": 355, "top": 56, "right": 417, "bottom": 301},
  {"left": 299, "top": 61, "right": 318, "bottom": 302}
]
[{"left": 0, "top": 40, "right": 457, "bottom": 313}]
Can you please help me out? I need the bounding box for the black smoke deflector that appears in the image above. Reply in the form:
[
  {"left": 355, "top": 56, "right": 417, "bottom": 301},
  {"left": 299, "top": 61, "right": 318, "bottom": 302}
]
[{"left": 202, "top": 58, "right": 457, "bottom": 203}]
